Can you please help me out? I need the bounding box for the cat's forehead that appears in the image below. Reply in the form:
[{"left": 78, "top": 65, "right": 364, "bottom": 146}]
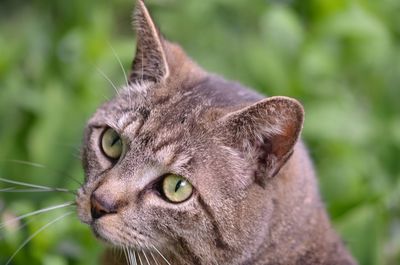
[
  {"left": 88, "top": 81, "right": 203, "bottom": 131},
  {"left": 88, "top": 74, "right": 262, "bottom": 134}
]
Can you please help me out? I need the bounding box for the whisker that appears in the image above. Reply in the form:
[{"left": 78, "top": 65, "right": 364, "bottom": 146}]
[
  {"left": 0, "top": 177, "right": 74, "bottom": 194},
  {"left": 130, "top": 248, "right": 137, "bottom": 265},
  {"left": 5, "top": 211, "right": 73, "bottom": 265},
  {"left": 123, "top": 246, "right": 130, "bottom": 265},
  {"left": 134, "top": 250, "right": 138, "bottom": 265},
  {"left": 113, "top": 246, "right": 119, "bottom": 261},
  {"left": 149, "top": 250, "right": 160, "bottom": 265},
  {"left": 143, "top": 250, "right": 151, "bottom": 265},
  {"left": 138, "top": 250, "right": 144, "bottom": 265},
  {"left": 131, "top": 249, "right": 137, "bottom": 265},
  {"left": 118, "top": 247, "right": 125, "bottom": 262},
  {"left": 152, "top": 245, "right": 172, "bottom": 265},
  {"left": 4, "top": 159, "right": 46, "bottom": 168},
  {"left": 104, "top": 94, "right": 111, "bottom": 100},
  {"left": 0, "top": 201, "right": 75, "bottom": 229},
  {"left": 107, "top": 41, "right": 134, "bottom": 110},
  {"left": 55, "top": 173, "right": 83, "bottom": 189},
  {"left": 0, "top": 187, "right": 15, "bottom": 192},
  {"left": 108, "top": 42, "right": 129, "bottom": 86},
  {"left": 64, "top": 175, "right": 83, "bottom": 188},
  {"left": 127, "top": 247, "right": 133, "bottom": 265},
  {"left": 124, "top": 246, "right": 129, "bottom": 263},
  {"left": 96, "top": 67, "right": 120, "bottom": 96},
  {"left": 0, "top": 188, "right": 77, "bottom": 194},
  {"left": 3, "top": 159, "right": 83, "bottom": 188}
]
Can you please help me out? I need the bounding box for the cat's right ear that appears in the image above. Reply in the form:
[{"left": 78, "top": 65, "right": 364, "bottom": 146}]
[
  {"left": 130, "top": 0, "right": 169, "bottom": 83},
  {"left": 217, "top": 96, "right": 304, "bottom": 186}
]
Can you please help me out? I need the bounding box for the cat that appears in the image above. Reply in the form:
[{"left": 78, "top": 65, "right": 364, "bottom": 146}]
[{"left": 76, "top": 1, "right": 357, "bottom": 264}]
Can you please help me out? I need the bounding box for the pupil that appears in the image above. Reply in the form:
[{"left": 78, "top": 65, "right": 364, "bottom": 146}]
[
  {"left": 174, "top": 180, "right": 183, "bottom": 192},
  {"left": 111, "top": 136, "right": 120, "bottom": 147}
]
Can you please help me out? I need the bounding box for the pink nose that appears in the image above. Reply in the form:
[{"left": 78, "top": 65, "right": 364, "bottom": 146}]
[{"left": 90, "top": 192, "right": 118, "bottom": 219}]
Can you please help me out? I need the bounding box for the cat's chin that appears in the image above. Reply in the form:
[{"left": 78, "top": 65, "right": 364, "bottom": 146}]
[
  {"left": 91, "top": 226, "right": 130, "bottom": 249},
  {"left": 91, "top": 222, "right": 114, "bottom": 244}
]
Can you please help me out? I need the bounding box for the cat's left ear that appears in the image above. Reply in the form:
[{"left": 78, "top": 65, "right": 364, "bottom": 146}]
[
  {"left": 218, "top": 96, "right": 304, "bottom": 185},
  {"left": 130, "top": 0, "right": 169, "bottom": 83}
]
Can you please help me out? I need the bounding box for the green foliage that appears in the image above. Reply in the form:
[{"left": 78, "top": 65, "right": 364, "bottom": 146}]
[{"left": 0, "top": 0, "right": 399, "bottom": 264}]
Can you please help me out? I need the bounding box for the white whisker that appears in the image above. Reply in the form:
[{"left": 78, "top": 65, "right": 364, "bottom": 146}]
[
  {"left": 108, "top": 42, "right": 129, "bottom": 86},
  {"left": 0, "top": 177, "right": 73, "bottom": 193},
  {"left": 127, "top": 247, "right": 133, "bottom": 265},
  {"left": 0, "top": 188, "right": 75, "bottom": 193},
  {"left": 152, "top": 245, "right": 171, "bottom": 265},
  {"left": 108, "top": 41, "right": 134, "bottom": 109},
  {"left": 143, "top": 250, "right": 151, "bottom": 265},
  {"left": 0, "top": 201, "right": 74, "bottom": 229},
  {"left": 96, "top": 67, "right": 120, "bottom": 96},
  {"left": 134, "top": 250, "right": 138, "bottom": 265},
  {"left": 131, "top": 248, "right": 138, "bottom": 265},
  {"left": 0, "top": 187, "right": 15, "bottom": 192},
  {"left": 138, "top": 250, "right": 144, "bottom": 265},
  {"left": 119, "top": 247, "right": 125, "bottom": 261},
  {"left": 126, "top": 247, "right": 132, "bottom": 265},
  {"left": 123, "top": 246, "right": 130, "bottom": 265},
  {"left": 3, "top": 159, "right": 83, "bottom": 188},
  {"left": 149, "top": 250, "right": 160, "bottom": 265},
  {"left": 64, "top": 175, "right": 83, "bottom": 188},
  {"left": 127, "top": 247, "right": 136, "bottom": 265},
  {"left": 5, "top": 211, "right": 73, "bottom": 265},
  {"left": 4, "top": 159, "right": 46, "bottom": 168}
]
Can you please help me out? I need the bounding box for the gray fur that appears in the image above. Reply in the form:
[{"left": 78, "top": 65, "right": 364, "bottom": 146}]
[{"left": 76, "top": 1, "right": 357, "bottom": 264}]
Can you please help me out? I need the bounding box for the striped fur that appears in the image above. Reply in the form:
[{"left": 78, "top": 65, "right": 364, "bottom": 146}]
[{"left": 76, "top": 1, "right": 357, "bottom": 264}]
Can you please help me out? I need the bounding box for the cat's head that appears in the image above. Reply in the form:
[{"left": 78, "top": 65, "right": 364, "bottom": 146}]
[{"left": 76, "top": 1, "right": 304, "bottom": 264}]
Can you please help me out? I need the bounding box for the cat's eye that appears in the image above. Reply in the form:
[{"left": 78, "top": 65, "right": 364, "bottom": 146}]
[
  {"left": 162, "top": 174, "right": 193, "bottom": 203},
  {"left": 101, "top": 128, "right": 123, "bottom": 160}
]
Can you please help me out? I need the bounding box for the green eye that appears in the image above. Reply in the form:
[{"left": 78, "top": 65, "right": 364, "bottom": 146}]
[
  {"left": 162, "top": 174, "right": 193, "bottom": 203},
  {"left": 101, "top": 128, "right": 123, "bottom": 159}
]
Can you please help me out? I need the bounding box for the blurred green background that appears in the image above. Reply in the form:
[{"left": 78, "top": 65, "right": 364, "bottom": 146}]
[{"left": 0, "top": 0, "right": 399, "bottom": 264}]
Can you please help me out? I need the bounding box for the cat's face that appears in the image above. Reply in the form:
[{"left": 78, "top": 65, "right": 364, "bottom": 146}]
[
  {"left": 76, "top": 83, "right": 257, "bottom": 262},
  {"left": 76, "top": 1, "right": 304, "bottom": 264}
]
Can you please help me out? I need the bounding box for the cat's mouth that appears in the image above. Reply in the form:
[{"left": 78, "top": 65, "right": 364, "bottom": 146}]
[
  {"left": 91, "top": 218, "right": 130, "bottom": 247},
  {"left": 91, "top": 217, "right": 176, "bottom": 265},
  {"left": 89, "top": 214, "right": 150, "bottom": 249},
  {"left": 91, "top": 221, "right": 115, "bottom": 244},
  {"left": 75, "top": 187, "right": 133, "bottom": 246}
]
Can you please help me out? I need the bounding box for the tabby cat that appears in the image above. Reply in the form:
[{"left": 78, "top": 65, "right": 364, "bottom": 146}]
[{"left": 76, "top": 1, "right": 357, "bottom": 264}]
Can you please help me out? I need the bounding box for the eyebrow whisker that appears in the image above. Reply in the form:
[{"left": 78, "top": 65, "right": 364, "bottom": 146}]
[
  {"left": 96, "top": 67, "right": 120, "bottom": 97},
  {"left": 108, "top": 41, "right": 129, "bottom": 87}
]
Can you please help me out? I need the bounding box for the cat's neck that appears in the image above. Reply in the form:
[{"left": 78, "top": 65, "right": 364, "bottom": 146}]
[{"left": 240, "top": 142, "right": 356, "bottom": 265}]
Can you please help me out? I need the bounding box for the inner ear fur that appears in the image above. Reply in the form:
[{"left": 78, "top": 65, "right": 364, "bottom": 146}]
[{"left": 219, "top": 96, "right": 304, "bottom": 184}]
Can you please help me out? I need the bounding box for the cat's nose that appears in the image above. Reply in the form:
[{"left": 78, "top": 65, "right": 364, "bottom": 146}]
[{"left": 90, "top": 192, "right": 118, "bottom": 220}]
